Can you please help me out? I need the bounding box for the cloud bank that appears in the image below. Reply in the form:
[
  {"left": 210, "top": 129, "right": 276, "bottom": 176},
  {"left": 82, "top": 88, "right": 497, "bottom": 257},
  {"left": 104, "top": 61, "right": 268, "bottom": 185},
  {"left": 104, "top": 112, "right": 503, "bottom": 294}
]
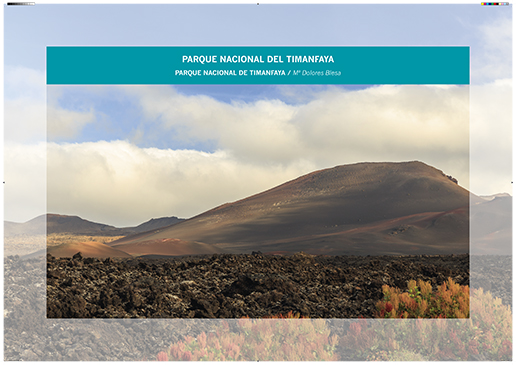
[
  {"left": 46, "top": 141, "right": 315, "bottom": 226},
  {"left": 41, "top": 84, "right": 471, "bottom": 226},
  {"left": 6, "top": 73, "right": 509, "bottom": 227},
  {"left": 125, "top": 85, "right": 469, "bottom": 168}
]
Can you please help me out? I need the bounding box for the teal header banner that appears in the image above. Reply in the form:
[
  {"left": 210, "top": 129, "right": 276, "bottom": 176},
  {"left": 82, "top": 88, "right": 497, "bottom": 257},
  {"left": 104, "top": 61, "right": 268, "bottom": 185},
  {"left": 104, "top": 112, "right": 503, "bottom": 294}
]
[{"left": 47, "top": 46, "right": 469, "bottom": 85}]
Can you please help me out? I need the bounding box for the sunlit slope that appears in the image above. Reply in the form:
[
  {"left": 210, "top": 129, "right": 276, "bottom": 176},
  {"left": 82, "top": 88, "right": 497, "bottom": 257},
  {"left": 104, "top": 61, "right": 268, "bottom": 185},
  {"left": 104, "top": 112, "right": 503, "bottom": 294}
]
[
  {"left": 47, "top": 241, "right": 132, "bottom": 258},
  {"left": 111, "top": 238, "right": 225, "bottom": 257},
  {"left": 111, "top": 161, "right": 475, "bottom": 255}
]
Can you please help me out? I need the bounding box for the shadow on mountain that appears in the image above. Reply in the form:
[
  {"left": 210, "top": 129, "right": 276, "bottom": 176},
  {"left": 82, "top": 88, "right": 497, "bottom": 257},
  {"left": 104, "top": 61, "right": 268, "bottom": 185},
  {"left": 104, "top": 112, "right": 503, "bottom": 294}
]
[{"left": 112, "top": 161, "right": 475, "bottom": 256}]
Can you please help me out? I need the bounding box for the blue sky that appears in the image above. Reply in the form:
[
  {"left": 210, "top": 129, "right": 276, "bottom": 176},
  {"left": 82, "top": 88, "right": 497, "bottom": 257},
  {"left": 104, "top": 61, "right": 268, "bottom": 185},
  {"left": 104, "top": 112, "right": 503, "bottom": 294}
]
[{"left": 4, "top": 4, "right": 512, "bottom": 225}]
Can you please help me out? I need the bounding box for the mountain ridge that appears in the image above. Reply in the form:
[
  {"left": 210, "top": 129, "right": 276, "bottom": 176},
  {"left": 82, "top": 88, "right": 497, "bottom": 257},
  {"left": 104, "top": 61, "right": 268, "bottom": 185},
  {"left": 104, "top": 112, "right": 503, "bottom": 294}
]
[
  {"left": 111, "top": 161, "right": 476, "bottom": 256},
  {"left": 13, "top": 161, "right": 512, "bottom": 257},
  {"left": 4, "top": 214, "right": 185, "bottom": 237}
]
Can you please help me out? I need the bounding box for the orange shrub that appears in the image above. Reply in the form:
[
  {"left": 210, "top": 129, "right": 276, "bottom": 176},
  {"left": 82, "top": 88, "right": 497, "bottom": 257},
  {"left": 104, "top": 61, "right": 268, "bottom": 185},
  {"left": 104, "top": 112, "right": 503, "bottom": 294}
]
[
  {"left": 341, "top": 278, "right": 511, "bottom": 361},
  {"left": 376, "top": 278, "right": 469, "bottom": 318}
]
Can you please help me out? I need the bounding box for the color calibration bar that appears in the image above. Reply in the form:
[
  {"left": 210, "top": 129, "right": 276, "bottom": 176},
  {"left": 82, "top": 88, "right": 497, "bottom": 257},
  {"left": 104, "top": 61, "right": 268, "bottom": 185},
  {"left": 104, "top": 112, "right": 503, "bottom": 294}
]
[{"left": 481, "top": 2, "right": 509, "bottom": 5}]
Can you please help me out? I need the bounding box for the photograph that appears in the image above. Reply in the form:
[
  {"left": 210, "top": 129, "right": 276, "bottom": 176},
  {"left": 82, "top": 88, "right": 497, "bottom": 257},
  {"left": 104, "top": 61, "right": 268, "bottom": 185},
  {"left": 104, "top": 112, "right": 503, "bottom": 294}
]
[{"left": 42, "top": 82, "right": 472, "bottom": 320}]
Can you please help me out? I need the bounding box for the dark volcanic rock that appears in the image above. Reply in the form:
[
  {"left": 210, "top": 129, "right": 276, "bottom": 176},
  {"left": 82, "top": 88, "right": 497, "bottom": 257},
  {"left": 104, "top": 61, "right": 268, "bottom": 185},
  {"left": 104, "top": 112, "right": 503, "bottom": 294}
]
[{"left": 47, "top": 252, "right": 471, "bottom": 319}]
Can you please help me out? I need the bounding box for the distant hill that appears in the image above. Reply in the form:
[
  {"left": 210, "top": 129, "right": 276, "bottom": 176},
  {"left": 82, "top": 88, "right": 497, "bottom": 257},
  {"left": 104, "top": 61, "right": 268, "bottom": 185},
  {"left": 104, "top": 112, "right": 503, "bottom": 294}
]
[
  {"left": 111, "top": 161, "right": 478, "bottom": 256},
  {"left": 471, "top": 195, "right": 512, "bottom": 255},
  {"left": 131, "top": 217, "right": 184, "bottom": 233},
  {"left": 479, "top": 193, "right": 511, "bottom": 201},
  {"left": 46, "top": 214, "right": 120, "bottom": 235},
  {"left": 5, "top": 215, "right": 47, "bottom": 236},
  {"left": 5, "top": 214, "right": 185, "bottom": 237}
]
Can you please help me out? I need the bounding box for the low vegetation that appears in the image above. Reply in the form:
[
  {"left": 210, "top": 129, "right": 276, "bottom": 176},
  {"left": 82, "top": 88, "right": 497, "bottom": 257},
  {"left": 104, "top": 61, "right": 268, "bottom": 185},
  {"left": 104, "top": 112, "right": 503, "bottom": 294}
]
[
  {"left": 375, "top": 277, "right": 469, "bottom": 318},
  {"left": 157, "top": 278, "right": 511, "bottom": 361},
  {"left": 158, "top": 312, "right": 338, "bottom": 361},
  {"left": 341, "top": 279, "right": 511, "bottom": 361}
]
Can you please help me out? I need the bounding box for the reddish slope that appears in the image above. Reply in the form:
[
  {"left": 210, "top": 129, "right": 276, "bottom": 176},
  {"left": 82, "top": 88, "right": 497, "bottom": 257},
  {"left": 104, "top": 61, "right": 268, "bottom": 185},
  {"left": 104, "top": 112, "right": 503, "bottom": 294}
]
[
  {"left": 47, "top": 241, "right": 132, "bottom": 258},
  {"left": 112, "top": 161, "right": 475, "bottom": 256},
  {"left": 111, "top": 238, "right": 224, "bottom": 257}
]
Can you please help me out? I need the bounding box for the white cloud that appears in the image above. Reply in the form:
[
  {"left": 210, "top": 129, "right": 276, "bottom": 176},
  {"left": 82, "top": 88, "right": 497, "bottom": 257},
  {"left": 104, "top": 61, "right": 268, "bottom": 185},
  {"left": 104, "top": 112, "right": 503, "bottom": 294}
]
[
  {"left": 46, "top": 140, "right": 315, "bottom": 227},
  {"left": 471, "top": 15, "right": 512, "bottom": 84},
  {"left": 4, "top": 98, "right": 47, "bottom": 143},
  {"left": 470, "top": 78, "right": 512, "bottom": 195},
  {"left": 4, "top": 66, "right": 46, "bottom": 100},
  {"left": 47, "top": 105, "right": 95, "bottom": 139},
  {"left": 4, "top": 142, "right": 47, "bottom": 223},
  {"left": 292, "top": 85, "right": 469, "bottom": 165},
  {"left": 4, "top": 66, "right": 47, "bottom": 143},
  {"left": 123, "top": 86, "right": 301, "bottom": 162},
  {"left": 125, "top": 84, "right": 470, "bottom": 184},
  {"left": 4, "top": 67, "right": 96, "bottom": 143}
]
